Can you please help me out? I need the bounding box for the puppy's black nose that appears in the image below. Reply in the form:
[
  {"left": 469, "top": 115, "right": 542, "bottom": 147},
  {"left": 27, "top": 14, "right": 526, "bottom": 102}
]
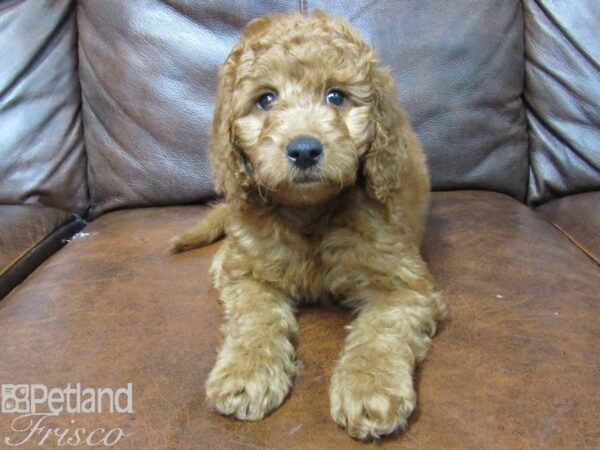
[{"left": 286, "top": 137, "right": 323, "bottom": 170}]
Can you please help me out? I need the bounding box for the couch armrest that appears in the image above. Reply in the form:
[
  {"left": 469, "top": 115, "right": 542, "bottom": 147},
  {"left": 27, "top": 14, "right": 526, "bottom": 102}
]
[{"left": 0, "top": 205, "right": 84, "bottom": 298}]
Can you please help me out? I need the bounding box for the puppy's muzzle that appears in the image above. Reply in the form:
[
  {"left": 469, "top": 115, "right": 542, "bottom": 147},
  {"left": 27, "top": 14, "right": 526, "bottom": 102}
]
[{"left": 286, "top": 136, "right": 323, "bottom": 170}]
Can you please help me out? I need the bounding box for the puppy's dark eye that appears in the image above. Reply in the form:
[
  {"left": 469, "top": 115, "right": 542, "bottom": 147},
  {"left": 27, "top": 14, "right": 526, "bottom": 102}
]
[
  {"left": 325, "top": 89, "right": 346, "bottom": 107},
  {"left": 257, "top": 92, "right": 277, "bottom": 111}
]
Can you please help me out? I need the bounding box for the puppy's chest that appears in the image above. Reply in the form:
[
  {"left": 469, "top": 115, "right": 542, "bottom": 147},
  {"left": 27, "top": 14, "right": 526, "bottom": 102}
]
[{"left": 228, "top": 221, "right": 392, "bottom": 301}]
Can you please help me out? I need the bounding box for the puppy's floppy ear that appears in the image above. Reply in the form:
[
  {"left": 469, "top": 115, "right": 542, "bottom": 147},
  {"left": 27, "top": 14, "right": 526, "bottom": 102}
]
[
  {"left": 363, "top": 66, "right": 418, "bottom": 203},
  {"left": 208, "top": 46, "right": 253, "bottom": 205},
  {"left": 209, "top": 15, "right": 283, "bottom": 205}
]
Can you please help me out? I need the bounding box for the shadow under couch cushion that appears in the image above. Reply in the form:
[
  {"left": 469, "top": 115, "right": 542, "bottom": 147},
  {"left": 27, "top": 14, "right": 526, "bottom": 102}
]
[
  {"left": 0, "top": 204, "right": 82, "bottom": 299},
  {"left": 0, "top": 191, "right": 598, "bottom": 449}
]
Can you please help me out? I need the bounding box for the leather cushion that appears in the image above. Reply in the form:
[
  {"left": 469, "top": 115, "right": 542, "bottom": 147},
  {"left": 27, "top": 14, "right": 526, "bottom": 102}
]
[
  {"left": 309, "top": 0, "right": 529, "bottom": 201},
  {"left": 78, "top": 0, "right": 529, "bottom": 217},
  {"left": 0, "top": 0, "right": 88, "bottom": 214},
  {"left": 537, "top": 191, "right": 600, "bottom": 265},
  {"left": 524, "top": 0, "right": 600, "bottom": 204},
  {"left": 78, "top": 0, "right": 297, "bottom": 217},
  {"left": 0, "top": 192, "right": 598, "bottom": 448}
]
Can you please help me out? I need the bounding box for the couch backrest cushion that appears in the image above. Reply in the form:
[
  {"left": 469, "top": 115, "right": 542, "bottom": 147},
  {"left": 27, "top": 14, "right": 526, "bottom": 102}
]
[
  {"left": 78, "top": 0, "right": 297, "bottom": 217},
  {"left": 79, "top": 0, "right": 529, "bottom": 217},
  {"left": 310, "top": 0, "right": 529, "bottom": 201},
  {"left": 0, "top": 0, "right": 88, "bottom": 214},
  {"left": 524, "top": 0, "right": 600, "bottom": 205}
]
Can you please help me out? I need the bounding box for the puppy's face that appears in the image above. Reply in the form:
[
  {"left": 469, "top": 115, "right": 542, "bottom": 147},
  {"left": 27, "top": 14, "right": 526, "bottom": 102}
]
[{"left": 228, "top": 17, "right": 375, "bottom": 206}]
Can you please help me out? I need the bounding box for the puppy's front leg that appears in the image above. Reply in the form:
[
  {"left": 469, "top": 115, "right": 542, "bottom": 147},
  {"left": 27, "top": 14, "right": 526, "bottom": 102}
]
[
  {"left": 206, "top": 279, "right": 297, "bottom": 420},
  {"left": 330, "top": 287, "right": 444, "bottom": 440}
]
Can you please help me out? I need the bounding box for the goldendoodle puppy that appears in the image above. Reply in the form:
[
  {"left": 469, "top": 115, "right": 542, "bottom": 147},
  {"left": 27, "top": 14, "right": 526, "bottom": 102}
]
[{"left": 173, "top": 11, "right": 446, "bottom": 440}]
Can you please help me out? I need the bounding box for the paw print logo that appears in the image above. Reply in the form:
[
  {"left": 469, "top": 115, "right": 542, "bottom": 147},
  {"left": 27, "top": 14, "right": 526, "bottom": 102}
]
[{"left": 1, "top": 385, "right": 30, "bottom": 413}]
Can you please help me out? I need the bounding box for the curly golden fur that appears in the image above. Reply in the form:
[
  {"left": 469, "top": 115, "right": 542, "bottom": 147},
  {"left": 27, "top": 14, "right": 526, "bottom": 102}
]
[{"left": 173, "top": 11, "right": 446, "bottom": 440}]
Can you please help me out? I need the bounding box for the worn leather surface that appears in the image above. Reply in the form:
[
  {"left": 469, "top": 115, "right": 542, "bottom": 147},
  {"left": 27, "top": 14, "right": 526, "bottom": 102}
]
[
  {"left": 0, "top": 0, "right": 88, "bottom": 214},
  {"left": 308, "top": 0, "right": 529, "bottom": 201},
  {"left": 0, "top": 192, "right": 598, "bottom": 449},
  {"left": 524, "top": 0, "right": 600, "bottom": 205},
  {"left": 0, "top": 204, "right": 80, "bottom": 298},
  {"left": 78, "top": 0, "right": 297, "bottom": 218},
  {"left": 537, "top": 192, "right": 600, "bottom": 265},
  {"left": 78, "top": 0, "right": 528, "bottom": 218}
]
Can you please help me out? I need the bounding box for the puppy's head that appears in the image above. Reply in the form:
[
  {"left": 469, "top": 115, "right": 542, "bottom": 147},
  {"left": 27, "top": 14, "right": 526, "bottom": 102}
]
[{"left": 210, "top": 12, "right": 410, "bottom": 207}]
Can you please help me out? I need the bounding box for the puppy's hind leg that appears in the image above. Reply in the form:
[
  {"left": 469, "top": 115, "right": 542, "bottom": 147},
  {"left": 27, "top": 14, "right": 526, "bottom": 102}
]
[
  {"left": 206, "top": 279, "right": 298, "bottom": 420},
  {"left": 171, "top": 202, "right": 229, "bottom": 252}
]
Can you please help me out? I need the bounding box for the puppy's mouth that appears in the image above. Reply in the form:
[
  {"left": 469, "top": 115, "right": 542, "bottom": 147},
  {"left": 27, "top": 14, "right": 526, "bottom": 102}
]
[{"left": 292, "top": 173, "right": 321, "bottom": 185}]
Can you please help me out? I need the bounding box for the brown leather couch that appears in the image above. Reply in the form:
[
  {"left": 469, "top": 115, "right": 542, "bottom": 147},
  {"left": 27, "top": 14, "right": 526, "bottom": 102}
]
[{"left": 1, "top": 1, "right": 598, "bottom": 448}]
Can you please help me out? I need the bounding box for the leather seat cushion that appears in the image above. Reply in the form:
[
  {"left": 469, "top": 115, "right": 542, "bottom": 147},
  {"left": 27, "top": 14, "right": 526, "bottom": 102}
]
[{"left": 0, "top": 191, "right": 598, "bottom": 448}]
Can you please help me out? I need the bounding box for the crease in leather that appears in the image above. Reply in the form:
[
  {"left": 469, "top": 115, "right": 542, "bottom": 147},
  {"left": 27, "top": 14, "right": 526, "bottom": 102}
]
[
  {"left": 78, "top": 19, "right": 178, "bottom": 159},
  {"left": 526, "top": 111, "right": 598, "bottom": 204},
  {"left": 526, "top": 64, "right": 598, "bottom": 172},
  {"left": 0, "top": 3, "right": 74, "bottom": 102},
  {"left": 349, "top": 0, "right": 386, "bottom": 22},
  {"left": 78, "top": 55, "right": 158, "bottom": 170},
  {"left": 65, "top": 3, "right": 91, "bottom": 219},
  {"left": 80, "top": 91, "right": 149, "bottom": 177},
  {"left": 524, "top": 0, "right": 600, "bottom": 204},
  {"left": 533, "top": 0, "right": 600, "bottom": 71}
]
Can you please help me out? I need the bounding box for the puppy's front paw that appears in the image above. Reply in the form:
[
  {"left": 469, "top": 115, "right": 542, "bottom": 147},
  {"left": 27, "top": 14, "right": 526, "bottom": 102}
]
[
  {"left": 206, "top": 352, "right": 295, "bottom": 421},
  {"left": 330, "top": 364, "right": 416, "bottom": 440}
]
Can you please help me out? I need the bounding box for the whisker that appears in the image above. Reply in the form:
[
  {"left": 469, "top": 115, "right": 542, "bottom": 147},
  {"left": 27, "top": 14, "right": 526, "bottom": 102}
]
[{"left": 257, "top": 182, "right": 267, "bottom": 201}]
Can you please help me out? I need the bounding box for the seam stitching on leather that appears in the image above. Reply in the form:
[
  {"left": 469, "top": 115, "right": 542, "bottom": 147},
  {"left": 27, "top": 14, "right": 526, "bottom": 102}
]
[{"left": 549, "top": 222, "right": 600, "bottom": 267}]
